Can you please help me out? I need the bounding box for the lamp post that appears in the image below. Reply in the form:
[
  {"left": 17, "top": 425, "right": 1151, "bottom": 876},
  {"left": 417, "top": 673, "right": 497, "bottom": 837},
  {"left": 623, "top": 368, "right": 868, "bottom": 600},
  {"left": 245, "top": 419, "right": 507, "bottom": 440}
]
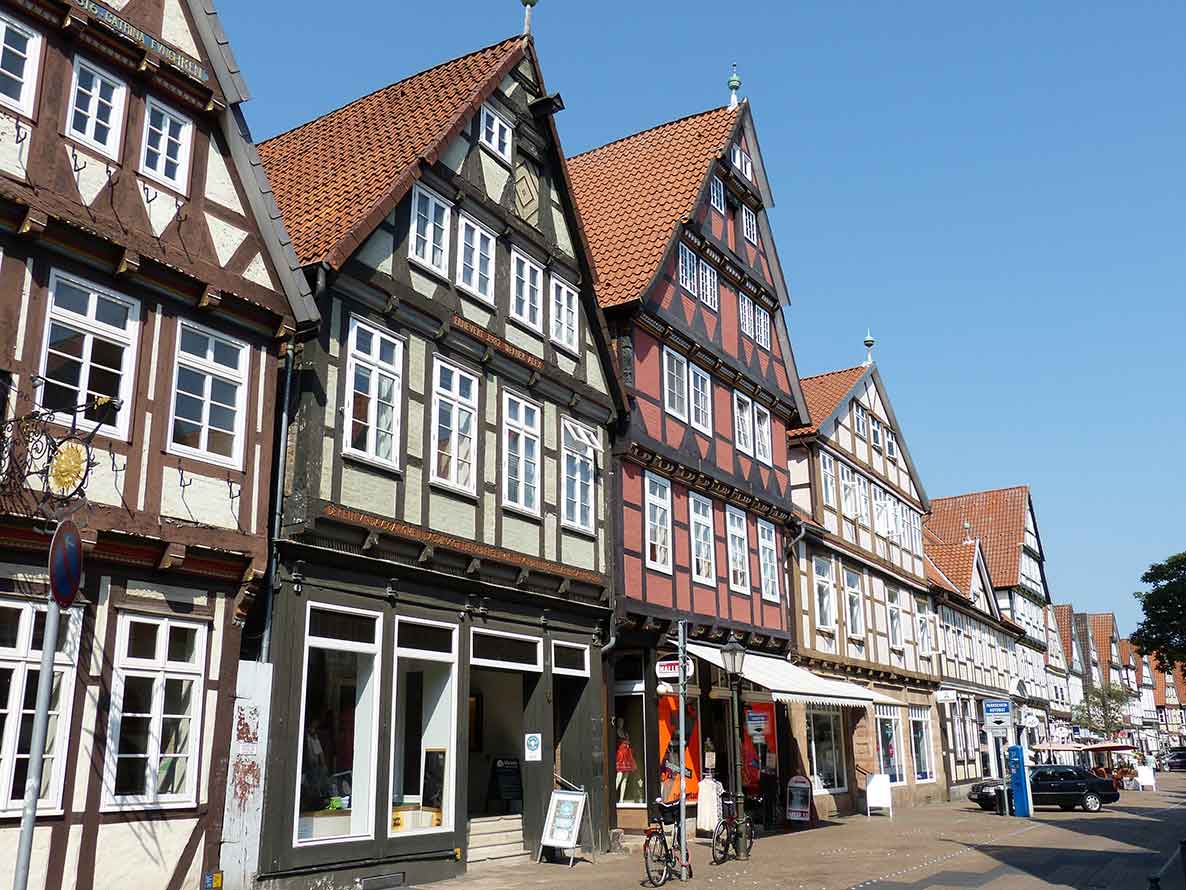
[{"left": 720, "top": 637, "right": 748, "bottom": 860}]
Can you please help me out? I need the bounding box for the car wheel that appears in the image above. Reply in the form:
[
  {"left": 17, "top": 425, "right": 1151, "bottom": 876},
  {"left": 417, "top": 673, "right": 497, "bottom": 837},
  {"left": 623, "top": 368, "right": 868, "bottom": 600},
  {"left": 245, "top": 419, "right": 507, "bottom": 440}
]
[
  {"left": 1082, "top": 793, "right": 1102, "bottom": 813},
  {"left": 977, "top": 802, "right": 995, "bottom": 811}
]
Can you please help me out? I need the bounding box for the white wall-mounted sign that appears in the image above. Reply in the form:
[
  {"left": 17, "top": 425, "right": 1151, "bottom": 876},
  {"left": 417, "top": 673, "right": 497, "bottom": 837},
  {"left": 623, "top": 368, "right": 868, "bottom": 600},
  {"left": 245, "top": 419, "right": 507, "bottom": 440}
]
[
  {"left": 525, "top": 732, "right": 543, "bottom": 762},
  {"left": 655, "top": 656, "right": 695, "bottom": 680}
]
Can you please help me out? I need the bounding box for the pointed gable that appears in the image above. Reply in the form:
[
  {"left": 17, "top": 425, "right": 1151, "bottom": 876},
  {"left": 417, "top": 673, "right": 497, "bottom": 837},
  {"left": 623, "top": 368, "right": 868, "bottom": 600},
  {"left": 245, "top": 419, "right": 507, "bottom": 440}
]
[
  {"left": 567, "top": 105, "right": 739, "bottom": 309},
  {"left": 927, "top": 486, "right": 1031, "bottom": 589},
  {"left": 260, "top": 36, "right": 526, "bottom": 267},
  {"left": 1053, "top": 604, "right": 1078, "bottom": 671},
  {"left": 788, "top": 366, "right": 867, "bottom": 438}
]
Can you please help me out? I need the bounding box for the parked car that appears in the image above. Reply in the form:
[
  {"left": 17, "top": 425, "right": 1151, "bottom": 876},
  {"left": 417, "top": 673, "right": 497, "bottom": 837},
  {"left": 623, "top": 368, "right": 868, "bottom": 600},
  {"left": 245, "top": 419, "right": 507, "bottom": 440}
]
[
  {"left": 968, "top": 766, "right": 1120, "bottom": 813},
  {"left": 1160, "top": 752, "right": 1186, "bottom": 771}
]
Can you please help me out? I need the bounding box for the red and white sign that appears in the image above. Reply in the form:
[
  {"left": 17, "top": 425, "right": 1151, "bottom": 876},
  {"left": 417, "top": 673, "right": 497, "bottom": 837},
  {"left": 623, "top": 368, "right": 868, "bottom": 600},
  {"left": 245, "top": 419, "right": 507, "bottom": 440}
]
[{"left": 655, "top": 656, "right": 695, "bottom": 681}]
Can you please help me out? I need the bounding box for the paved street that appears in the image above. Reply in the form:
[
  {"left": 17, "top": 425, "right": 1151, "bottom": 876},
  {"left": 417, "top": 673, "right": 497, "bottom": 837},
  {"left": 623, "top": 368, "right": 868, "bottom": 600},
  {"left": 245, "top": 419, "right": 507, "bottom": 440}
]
[{"left": 440, "top": 773, "right": 1186, "bottom": 890}]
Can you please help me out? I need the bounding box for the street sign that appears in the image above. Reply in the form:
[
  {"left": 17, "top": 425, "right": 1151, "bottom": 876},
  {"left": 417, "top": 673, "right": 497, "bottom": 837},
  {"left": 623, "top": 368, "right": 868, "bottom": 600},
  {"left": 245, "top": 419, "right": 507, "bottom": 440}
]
[
  {"left": 48, "top": 520, "right": 83, "bottom": 609},
  {"left": 655, "top": 656, "right": 695, "bottom": 680},
  {"left": 935, "top": 689, "right": 958, "bottom": 704},
  {"left": 984, "top": 699, "right": 1012, "bottom": 717}
]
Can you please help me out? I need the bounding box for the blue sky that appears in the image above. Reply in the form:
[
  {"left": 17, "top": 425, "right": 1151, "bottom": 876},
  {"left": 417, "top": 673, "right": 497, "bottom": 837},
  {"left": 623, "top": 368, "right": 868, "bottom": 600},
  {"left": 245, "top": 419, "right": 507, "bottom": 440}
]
[{"left": 223, "top": 1, "right": 1184, "bottom": 634}]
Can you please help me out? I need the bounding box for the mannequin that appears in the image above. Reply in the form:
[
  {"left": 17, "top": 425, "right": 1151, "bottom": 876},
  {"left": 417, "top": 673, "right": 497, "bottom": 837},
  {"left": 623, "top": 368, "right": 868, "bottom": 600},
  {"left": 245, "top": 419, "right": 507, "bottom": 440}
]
[{"left": 614, "top": 716, "right": 636, "bottom": 800}]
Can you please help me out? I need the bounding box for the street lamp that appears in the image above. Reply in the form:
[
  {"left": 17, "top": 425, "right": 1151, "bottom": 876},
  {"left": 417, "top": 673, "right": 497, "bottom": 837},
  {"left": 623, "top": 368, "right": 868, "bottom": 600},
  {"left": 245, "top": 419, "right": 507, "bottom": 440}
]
[{"left": 721, "top": 637, "right": 749, "bottom": 860}]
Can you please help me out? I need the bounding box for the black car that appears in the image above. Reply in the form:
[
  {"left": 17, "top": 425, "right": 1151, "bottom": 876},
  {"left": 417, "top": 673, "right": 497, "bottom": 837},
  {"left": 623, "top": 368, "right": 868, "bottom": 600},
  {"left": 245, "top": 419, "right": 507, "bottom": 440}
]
[
  {"left": 968, "top": 766, "right": 1120, "bottom": 813},
  {"left": 1161, "top": 752, "right": 1186, "bottom": 771}
]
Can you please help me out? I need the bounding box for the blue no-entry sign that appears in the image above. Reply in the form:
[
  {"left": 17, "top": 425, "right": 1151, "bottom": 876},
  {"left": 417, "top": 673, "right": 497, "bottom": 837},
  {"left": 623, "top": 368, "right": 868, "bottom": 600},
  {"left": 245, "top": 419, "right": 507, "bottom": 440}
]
[{"left": 48, "top": 520, "right": 83, "bottom": 609}]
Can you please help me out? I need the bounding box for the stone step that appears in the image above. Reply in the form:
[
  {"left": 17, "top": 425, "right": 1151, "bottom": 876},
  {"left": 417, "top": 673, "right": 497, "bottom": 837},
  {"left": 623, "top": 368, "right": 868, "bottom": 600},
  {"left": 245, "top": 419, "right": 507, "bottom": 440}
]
[
  {"left": 467, "top": 851, "right": 534, "bottom": 871},
  {"left": 467, "top": 815, "right": 523, "bottom": 836},
  {"left": 467, "top": 829, "right": 524, "bottom": 848},
  {"left": 466, "top": 841, "right": 529, "bottom": 862}
]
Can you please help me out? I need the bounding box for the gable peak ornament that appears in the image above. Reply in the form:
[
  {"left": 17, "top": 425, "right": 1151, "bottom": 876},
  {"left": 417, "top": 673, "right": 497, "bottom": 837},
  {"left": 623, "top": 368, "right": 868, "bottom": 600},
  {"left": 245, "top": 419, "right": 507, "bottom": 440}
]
[
  {"left": 863, "top": 329, "right": 876, "bottom": 365},
  {"left": 521, "top": 0, "right": 538, "bottom": 34},
  {"left": 728, "top": 63, "right": 742, "bottom": 109}
]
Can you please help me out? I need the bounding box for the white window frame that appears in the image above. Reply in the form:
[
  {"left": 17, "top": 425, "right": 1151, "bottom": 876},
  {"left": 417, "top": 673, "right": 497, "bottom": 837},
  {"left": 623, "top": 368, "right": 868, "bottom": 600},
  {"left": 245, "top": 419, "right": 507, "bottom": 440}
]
[
  {"left": 857, "top": 475, "right": 870, "bottom": 527},
  {"left": 738, "top": 292, "right": 754, "bottom": 339},
  {"left": 342, "top": 316, "right": 404, "bottom": 470},
  {"left": 388, "top": 616, "right": 458, "bottom": 838},
  {"left": 753, "top": 402, "right": 772, "bottom": 466},
  {"left": 138, "top": 95, "right": 193, "bottom": 193},
  {"left": 909, "top": 706, "right": 935, "bottom": 783},
  {"left": 916, "top": 599, "right": 933, "bottom": 656},
  {"left": 39, "top": 269, "right": 140, "bottom": 440},
  {"left": 552, "top": 641, "right": 591, "bottom": 678},
  {"left": 886, "top": 431, "right": 898, "bottom": 460},
  {"left": 166, "top": 319, "right": 250, "bottom": 470},
  {"left": 549, "top": 275, "right": 580, "bottom": 354},
  {"left": 688, "top": 493, "right": 716, "bottom": 587},
  {"left": 509, "top": 248, "right": 544, "bottom": 333},
  {"left": 753, "top": 305, "right": 770, "bottom": 349},
  {"left": 709, "top": 175, "right": 726, "bottom": 213},
  {"left": 103, "top": 612, "right": 208, "bottom": 811},
  {"left": 733, "top": 391, "right": 754, "bottom": 456},
  {"left": 689, "top": 363, "right": 712, "bottom": 436},
  {"left": 0, "top": 12, "right": 42, "bottom": 118},
  {"left": 887, "top": 589, "right": 903, "bottom": 648},
  {"left": 813, "top": 556, "right": 836, "bottom": 630},
  {"left": 757, "top": 519, "right": 779, "bottom": 604},
  {"left": 0, "top": 598, "right": 82, "bottom": 816},
  {"left": 843, "top": 567, "right": 864, "bottom": 637},
  {"left": 429, "top": 358, "right": 479, "bottom": 495},
  {"left": 820, "top": 453, "right": 837, "bottom": 508},
  {"left": 662, "top": 347, "right": 689, "bottom": 422},
  {"left": 742, "top": 205, "right": 758, "bottom": 244},
  {"left": 697, "top": 259, "right": 718, "bottom": 310},
  {"left": 292, "top": 601, "right": 382, "bottom": 846},
  {"left": 678, "top": 243, "right": 698, "bottom": 294},
  {"left": 470, "top": 627, "right": 542, "bottom": 672},
  {"left": 839, "top": 464, "right": 857, "bottom": 519},
  {"left": 408, "top": 183, "right": 451, "bottom": 278},
  {"left": 478, "top": 103, "right": 513, "bottom": 163},
  {"left": 66, "top": 56, "right": 126, "bottom": 160},
  {"left": 726, "top": 506, "right": 750, "bottom": 594},
  {"left": 731, "top": 144, "right": 753, "bottom": 180},
  {"left": 644, "top": 472, "right": 673, "bottom": 574},
  {"left": 561, "top": 418, "right": 600, "bottom": 535},
  {"left": 875, "top": 705, "right": 906, "bottom": 786},
  {"left": 870, "top": 417, "right": 882, "bottom": 449},
  {"left": 502, "top": 390, "right": 541, "bottom": 516},
  {"left": 806, "top": 707, "right": 847, "bottom": 794},
  {"left": 853, "top": 403, "right": 868, "bottom": 438},
  {"left": 456, "top": 213, "right": 496, "bottom": 303}
]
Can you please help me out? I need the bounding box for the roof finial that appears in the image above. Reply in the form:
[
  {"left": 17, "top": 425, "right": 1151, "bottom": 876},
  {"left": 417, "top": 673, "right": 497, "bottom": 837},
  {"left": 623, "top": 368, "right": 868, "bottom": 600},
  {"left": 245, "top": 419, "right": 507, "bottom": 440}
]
[
  {"left": 963, "top": 520, "right": 973, "bottom": 544},
  {"left": 862, "top": 329, "right": 876, "bottom": 366},
  {"left": 728, "top": 63, "right": 742, "bottom": 109},
  {"left": 521, "top": 0, "right": 537, "bottom": 34}
]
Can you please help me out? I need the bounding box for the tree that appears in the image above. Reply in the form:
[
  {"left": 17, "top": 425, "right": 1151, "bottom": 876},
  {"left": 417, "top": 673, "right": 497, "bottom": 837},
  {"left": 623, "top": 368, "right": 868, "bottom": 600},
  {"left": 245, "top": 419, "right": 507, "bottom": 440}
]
[
  {"left": 1130, "top": 551, "right": 1186, "bottom": 672},
  {"left": 1072, "top": 684, "right": 1131, "bottom": 738}
]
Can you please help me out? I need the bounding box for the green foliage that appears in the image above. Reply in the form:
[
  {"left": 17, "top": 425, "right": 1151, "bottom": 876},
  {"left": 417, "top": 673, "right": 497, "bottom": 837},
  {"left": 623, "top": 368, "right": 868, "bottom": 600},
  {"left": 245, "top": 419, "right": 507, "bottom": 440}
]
[
  {"left": 1072, "top": 683, "right": 1131, "bottom": 738},
  {"left": 1130, "top": 551, "right": 1186, "bottom": 672}
]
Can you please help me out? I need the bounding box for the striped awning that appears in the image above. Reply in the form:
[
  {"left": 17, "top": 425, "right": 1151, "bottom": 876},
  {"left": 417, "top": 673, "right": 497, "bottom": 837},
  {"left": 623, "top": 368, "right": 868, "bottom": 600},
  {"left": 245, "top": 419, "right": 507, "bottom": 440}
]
[{"left": 687, "top": 643, "right": 899, "bottom": 709}]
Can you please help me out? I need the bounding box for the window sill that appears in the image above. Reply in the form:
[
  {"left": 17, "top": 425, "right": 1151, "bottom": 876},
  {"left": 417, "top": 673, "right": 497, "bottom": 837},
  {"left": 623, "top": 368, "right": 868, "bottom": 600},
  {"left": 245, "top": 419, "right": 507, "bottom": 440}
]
[
  {"left": 559, "top": 520, "right": 597, "bottom": 540},
  {"left": 407, "top": 252, "right": 451, "bottom": 286},
  {"left": 100, "top": 799, "right": 198, "bottom": 814},
  {"left": 166, "top": 443, "right": 245, "bottom": 473},
  {"left": 0, "top": 807, "right": 64, "bottom": 820},
  {"left": 429, "top": 478, "right": 478, "bottom": 501},
  {"left": 138, "top": 168, "right": 190, "bottom": 202},
  {"left": 817, "top": 626, "right": 837, "bottom": 636},
  {"left": 550, "top": 336, "right": 582, "bottom": 360},
  {"left": 507, "top": 312, "right": 545, "bottom": 340},
  {"left": 813, "top": 787, "right": 847, "bottom": 797},
  {"left": 67, "top": 132, "right": 120, "bottom": 164},
  {"left": 342, "top": 451, "right": 403, "bottom": 478},
  {"left": 847, "top": 633, "right": 865, "bottom": 642},
  {"left": 502, "top": 502, "right": 542, "bottom": 523},
  {"left": 645, "top": 561, "right": 673, "bottom": 577},
  {"left": 478, "top": 141, "right": 512, "bottom": 169},
  {"left": 456, "top": 280, "right": 496, "bottom": 307}
]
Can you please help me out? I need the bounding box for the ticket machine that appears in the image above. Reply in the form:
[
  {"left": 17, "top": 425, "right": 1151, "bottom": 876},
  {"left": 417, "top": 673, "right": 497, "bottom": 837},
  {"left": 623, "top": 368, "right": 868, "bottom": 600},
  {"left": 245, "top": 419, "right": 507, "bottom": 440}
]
[{"left": 1007, "top": 745, "right": 1033, "bottom": 818}]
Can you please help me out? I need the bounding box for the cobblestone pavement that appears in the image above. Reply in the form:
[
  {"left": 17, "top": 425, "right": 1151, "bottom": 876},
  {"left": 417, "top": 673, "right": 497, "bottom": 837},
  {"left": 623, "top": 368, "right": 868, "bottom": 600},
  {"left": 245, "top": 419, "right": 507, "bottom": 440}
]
[{"left": 436, "top": 773, "right": 1186, "bottom": 890}]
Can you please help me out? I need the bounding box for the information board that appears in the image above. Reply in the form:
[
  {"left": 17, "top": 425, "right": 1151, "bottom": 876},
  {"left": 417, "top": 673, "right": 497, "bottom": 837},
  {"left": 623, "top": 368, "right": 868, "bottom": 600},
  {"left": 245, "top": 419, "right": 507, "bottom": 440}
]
[
  {"left": 537, "top": 789, "right": 591, "bottom": 867},
  {"left": 492, "top": 758, "right": 522, "bottom": 801},
  {"left": 786, "top": 775, "right": 811, "bottom": 822}
]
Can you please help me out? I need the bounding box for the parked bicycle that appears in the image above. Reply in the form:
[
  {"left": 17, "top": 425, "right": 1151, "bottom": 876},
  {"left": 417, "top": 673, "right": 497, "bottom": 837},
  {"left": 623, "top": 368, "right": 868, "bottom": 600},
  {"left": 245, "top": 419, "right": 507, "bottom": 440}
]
[
  {"left": 643, "top": 800, "right": 692, "bottom": 885},
  {"left": 711, "top": 792, "right": 754, "bottom": 865}
]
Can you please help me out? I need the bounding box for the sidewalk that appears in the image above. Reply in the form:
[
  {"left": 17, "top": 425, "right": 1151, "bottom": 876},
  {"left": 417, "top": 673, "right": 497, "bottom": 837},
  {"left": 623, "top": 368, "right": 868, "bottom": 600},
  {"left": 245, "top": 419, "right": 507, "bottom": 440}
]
[{"left": 434, "top": 775, "right": 1186, "bottom": 890}]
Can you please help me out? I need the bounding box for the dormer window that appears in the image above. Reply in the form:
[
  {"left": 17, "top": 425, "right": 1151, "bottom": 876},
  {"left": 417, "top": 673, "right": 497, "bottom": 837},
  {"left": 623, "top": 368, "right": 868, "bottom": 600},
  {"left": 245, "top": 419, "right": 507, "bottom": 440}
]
[
  {"left": 742, "top": 205, "right": 758, "bottom": 244},
  {"left": 730, "top": 144, "right": 753, "bottom": 180},
  {"left": 710, "top": 176, "right": 726, "bottom": 213},
  {"left": 0, "top": 12, "right": 41, "bottom": 118},
  {"left": 479, "top": 104, "right": 512, "bottom": 163},
  {"left": 140, "top": 97, "right": 193, "bottom": 192},
  {"left": 68, "top": 57, "right": 126, "bottom": 160}
]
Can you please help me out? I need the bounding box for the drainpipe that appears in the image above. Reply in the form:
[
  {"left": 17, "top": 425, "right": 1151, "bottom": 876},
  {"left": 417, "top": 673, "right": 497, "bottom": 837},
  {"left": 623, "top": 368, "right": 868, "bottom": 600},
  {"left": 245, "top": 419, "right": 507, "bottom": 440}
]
[{"left": 260, "top": 335, "right": 295, "bottom": 664}]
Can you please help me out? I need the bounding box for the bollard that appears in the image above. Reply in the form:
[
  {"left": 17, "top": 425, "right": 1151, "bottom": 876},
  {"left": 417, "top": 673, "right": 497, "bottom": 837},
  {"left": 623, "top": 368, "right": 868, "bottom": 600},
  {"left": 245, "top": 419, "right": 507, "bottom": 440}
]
[
  {"left": 995, "top": 787, "right": 1007, "bottom": 816},
  {"left": 1148, "top": 877, "right": 1160, "bottom": 889}
]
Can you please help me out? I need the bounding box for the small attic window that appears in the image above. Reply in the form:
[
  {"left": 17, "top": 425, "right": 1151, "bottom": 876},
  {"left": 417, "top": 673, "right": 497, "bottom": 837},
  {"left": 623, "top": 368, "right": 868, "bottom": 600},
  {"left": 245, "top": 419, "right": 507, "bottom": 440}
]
[
  {"left": 479, "top": 104, "right": 512, "bottom": 163},
  {"left": 730, "top": 143, "right": 753, "bottom": 181}
]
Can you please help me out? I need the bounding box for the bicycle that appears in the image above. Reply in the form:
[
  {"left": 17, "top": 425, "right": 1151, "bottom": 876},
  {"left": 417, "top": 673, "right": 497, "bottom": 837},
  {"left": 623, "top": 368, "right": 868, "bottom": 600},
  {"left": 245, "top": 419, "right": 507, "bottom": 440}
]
[
  {"left": 643, "top": 799, "right": 693, "bottom": 886},
  {"left": 710, "top": 792, "right": 754, "bottom": 865}
]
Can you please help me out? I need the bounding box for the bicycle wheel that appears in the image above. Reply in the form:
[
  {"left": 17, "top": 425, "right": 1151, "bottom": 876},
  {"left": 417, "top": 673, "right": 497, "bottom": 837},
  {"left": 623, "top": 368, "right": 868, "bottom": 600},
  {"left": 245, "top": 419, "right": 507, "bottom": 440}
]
[
  {"left": 711, "top": 820, "right": 731, "bottom": 864},
  {"left": 742, "top": 817, "right": 755, "bottom": 856},
  {"left": 644, "top": 833, "right": 671, "bottom": 886}
]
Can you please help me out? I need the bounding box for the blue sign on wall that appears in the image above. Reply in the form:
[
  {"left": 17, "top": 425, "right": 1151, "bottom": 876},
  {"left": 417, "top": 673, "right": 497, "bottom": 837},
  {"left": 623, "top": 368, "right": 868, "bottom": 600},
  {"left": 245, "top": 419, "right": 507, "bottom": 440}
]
[{"left": 984, "top": 699, "right": 1012, "bottom": 716}]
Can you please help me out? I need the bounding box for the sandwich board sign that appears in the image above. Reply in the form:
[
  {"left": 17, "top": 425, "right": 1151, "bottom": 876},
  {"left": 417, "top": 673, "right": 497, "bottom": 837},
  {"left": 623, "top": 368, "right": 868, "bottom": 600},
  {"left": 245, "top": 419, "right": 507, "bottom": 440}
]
[
  {"left": 786, "top": 775, "right": 811, "bottom": 822},
  {"left": 537, "top": 789, "right": 591, "bottom": 868},
  {"left": 866, "top": 773, "right": 893, "bottom": 818}
]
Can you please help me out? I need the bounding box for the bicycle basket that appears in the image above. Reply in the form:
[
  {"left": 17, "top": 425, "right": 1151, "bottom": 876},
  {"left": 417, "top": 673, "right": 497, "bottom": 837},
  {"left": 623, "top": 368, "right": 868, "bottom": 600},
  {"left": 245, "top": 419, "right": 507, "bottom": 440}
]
[{"left": 651, "top": 802, "right": 680, "bottom": 825}]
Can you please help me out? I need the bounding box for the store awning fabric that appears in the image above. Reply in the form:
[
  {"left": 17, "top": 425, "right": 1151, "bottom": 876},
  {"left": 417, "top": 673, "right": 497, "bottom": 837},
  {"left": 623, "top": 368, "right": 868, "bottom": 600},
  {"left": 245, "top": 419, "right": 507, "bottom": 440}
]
[{"left": 686, "top": 643, "right": 899, "bottom": 709}]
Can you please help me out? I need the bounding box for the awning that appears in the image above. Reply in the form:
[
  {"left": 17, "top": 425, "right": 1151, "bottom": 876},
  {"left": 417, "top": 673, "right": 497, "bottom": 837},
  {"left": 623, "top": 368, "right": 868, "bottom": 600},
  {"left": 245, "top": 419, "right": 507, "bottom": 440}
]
[{"left": 686, "top": 643, "right": 900, "bottom": 709}]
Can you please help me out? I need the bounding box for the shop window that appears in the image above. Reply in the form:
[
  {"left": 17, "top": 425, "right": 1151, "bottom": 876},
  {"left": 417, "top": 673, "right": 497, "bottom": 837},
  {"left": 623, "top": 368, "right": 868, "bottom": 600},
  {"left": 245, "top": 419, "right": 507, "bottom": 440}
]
[
  {"left": 0, "top": 599, "right": 81, "bottom": 815},
  {"left": 910, "top": 706, "right": 934, "bottom": 782},
  {"left": 875, "top": 705, "right": 905, "bottom": 785},
  {"left": 105, "top": 613, "right": 206, "bottom": 809},
  {"left": 390, "top": 618, "right": 457, "bottom": 836},
  {"left": 806, "top": 707, "right": 846, "bottom": 793},
  {"left": 295, "top": 604, "right": 381, "bottom": 844},
  {"left": 552, "top": 641, "right": 590, "bottom": 677},
  {"left": 470, "top": 628, "right": 542, "bottom": 671},
  {"left": 613, "top": 694, "right": 646, "bottom": 805}
]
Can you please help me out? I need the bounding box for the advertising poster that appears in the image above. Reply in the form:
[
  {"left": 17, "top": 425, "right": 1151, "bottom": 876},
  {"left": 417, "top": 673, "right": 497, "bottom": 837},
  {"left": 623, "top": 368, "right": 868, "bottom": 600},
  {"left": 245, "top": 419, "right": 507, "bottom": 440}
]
[
  {"left": 741, "top": 702, "right": 777, "bottom": 791},
  {"left": 657, "top": 695, "right": 701, "bottom": 801},
  {"left": 786, "top": 775, "right": 812, "bottom": 821}
]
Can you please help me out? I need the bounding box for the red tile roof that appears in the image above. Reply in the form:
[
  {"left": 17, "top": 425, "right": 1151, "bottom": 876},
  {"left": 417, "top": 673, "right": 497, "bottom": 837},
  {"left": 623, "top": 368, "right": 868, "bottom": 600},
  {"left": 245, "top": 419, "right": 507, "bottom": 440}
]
[
  {"left": 1120, "top": 639, "right": 1143, "bottom": 681},
  {"left": 1154, "top": 666, "right": 1169, "bottom": 707},
  {"left": 259, "top": 36, "right": 525, "bottom": 267},
  {"left": 567, "top": 105, "right": 740, "bottom": 308},
  {"left": 926, "top": 486, "right": 1030, "bottom": 589},
  {"left": 787, "top": 366, "right": 867, "bottom": 439},
  {"left": 925, "top": 539, "right": 977, "bottom": 598},
  {"left": 1089, "top": 614, "right": 1117, "bottom": 668},
  {"left": 1053, "top": 604, "right": 1077, "bottom": 672}
]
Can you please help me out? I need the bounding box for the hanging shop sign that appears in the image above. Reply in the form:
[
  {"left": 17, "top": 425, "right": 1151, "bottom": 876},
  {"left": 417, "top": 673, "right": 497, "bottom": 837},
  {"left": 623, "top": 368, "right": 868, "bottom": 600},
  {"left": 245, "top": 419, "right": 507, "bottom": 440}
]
[
  {"left": 786, "top": 775, "right": 811, "bottom": 822},
  {"left": 655, "top": 656, "right": 695, "bottom": 681}
]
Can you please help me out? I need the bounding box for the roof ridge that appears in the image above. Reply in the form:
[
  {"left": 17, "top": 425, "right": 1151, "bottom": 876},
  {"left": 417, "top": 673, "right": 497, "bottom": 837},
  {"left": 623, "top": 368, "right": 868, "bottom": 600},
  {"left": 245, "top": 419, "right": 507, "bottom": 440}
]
[
  {"left": 260, "top": 34, "right": 523, "bottom": 146},
  {"left": 798, "top": 364, "right": 869, "bottom": 383},
  {"left": 931, "top": 484, "right": 1030, "bottom": 502},
  {"left": 568, "top": 103, "right": 735, "bottom": 162}
]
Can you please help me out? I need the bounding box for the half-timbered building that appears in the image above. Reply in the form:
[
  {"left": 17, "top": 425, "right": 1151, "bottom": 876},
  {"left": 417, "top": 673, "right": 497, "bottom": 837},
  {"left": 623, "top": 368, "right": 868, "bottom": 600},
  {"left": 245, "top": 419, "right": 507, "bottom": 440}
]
[
  {"left": 928, "top": 486, "right": 1055, "bottom": 748},
  {"left": 1044, "top": 606, "right": 1073, "bottom": 749},
  {"left": 787, "top": 359, "right": 945, "bottom": 815},
  {"left": 923, "top": 529, "right": 1024, "bottom": 788},
  {"left": 255, "top": 34, "right": 626, "bottom": 888},
  {"left": 568, "top": 91, "right": 826, "bottom": 829},
  {"left": 0, "top": 1, "right": 316, "bottom": 888},
  {"left": 1053, "top": 604, "right": 1086, "bottom": 718}
]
